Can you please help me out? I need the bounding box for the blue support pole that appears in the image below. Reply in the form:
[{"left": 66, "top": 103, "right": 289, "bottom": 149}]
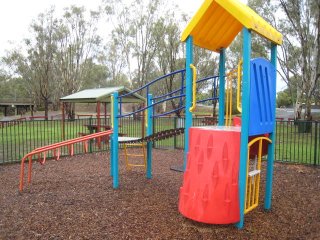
[
  {"left": 146, "top": 94, "right": 153, "bottom": 179},
  {"left": 110, "top": 137, "right": 113, "bottom": 176},
  {"left": 218, "top": 48, "right": 226, "bottom": 126},
  {"left": 265, "top": 43, "right": 277, "bottom": 210},
  {"left": 112, "top": 92, "right": 119, "bottom": 189},
  {"left": 236, "top": 28, "right": 251, "bottom": 229},
  {"left": 183, "top": 36, "right": 193, "bottom": 170}
]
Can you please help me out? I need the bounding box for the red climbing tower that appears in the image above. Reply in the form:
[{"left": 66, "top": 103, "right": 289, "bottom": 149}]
[{"left": 179, "top": 126, "right": 241, "bottom": 224}]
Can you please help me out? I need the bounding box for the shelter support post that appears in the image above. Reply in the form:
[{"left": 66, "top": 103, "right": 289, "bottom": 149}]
[
  {"left": 104, "top": 102, "right": 107, "bottom": 126},
  {"left": 218, "top": 48, "right": 226, "bottom": 125},
  {"left": 61, "top": 102, "right": 65, "bottom": 140},
  {"left": 265, "top": 44, "right": 277, "bottom": 210},
  {"left": 183, "top": 36, "right": 193, "bottom": 170},
  {"left": 236, "top": 28, "right": 251, "bottom": 229}
]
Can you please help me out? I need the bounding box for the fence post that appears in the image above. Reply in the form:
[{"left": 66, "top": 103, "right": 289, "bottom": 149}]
[
  {"left": 314, "top": 121, "right": 318, "bottom": 166},
  {"left": 89, "top": 117, "right": 93, "bottom": 153},
  {"left": 152, "top": 115, "right": 155, "bottom": 148}
]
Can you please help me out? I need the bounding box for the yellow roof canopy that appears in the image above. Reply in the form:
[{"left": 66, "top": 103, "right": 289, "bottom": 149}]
[{"left": 181, "top": 0, "right": 283, "bottom": 52}]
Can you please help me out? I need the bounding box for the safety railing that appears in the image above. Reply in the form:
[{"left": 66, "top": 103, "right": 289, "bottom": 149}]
[
  {"left": 237, "top": 60, "right": 243, "bottom": 113},
  {"left": 118, "top": 69, "right": 186, "bottom": 119},
  {"left": 19, "top": 129, "right": 113, "bottom": 191},
  {"left": 225, "top": 69, "right": 237, "bottom": 126},
  {"left": 118, "top": 68, "right": 220, "bottom": 120},
  {"left": 245, "top": 136, "right": 272, "bottom": 214}
]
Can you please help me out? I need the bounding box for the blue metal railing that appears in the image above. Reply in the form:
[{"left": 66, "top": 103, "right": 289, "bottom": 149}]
[
  {"left": 117, "top": 70, "right": 219, "bottom": 119},
  {"left": 118, "top": 69, "right": 186, "bottom": 118},
  {"left": 119, "top": 69, "right": 186, "bottom": 99}
]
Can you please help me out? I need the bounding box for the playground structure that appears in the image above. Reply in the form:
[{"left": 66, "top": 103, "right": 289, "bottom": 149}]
[
  {"left": 109, "top": 0, "right": 282, "bottom": 229},
  {"left": 18, "top": 0, "right": 282, "bottom": 230}
]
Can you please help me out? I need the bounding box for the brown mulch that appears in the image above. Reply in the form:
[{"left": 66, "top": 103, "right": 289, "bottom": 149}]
[{"left": 0, "top": 149, "right": 319, "bottom": 240}]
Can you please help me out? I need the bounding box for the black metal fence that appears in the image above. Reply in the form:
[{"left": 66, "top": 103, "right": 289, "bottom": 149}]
[
  {"left": 0, "top": 117, "right": 319, "bottom": 166},
  {"left": 275, "top": 120, "right": 319, "bottom": 165}
]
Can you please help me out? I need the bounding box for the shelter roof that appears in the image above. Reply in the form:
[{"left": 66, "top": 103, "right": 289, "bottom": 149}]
[
  {"left": 0, "top": 98, "right": 34, "bottom": 106},
  {"left": 181, "top": 0, "right": 283, "bottom": 52},
  {"left": 60, "top": 87, "right": 145, "bottom": 103}
]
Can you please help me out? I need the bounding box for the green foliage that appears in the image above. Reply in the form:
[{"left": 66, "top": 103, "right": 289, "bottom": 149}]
[
  {"left": 277, "top": 89, "right": 293, "bottom": 107},
  {"left": 2, "top": 6, "right": 104, "bottom": 118}
]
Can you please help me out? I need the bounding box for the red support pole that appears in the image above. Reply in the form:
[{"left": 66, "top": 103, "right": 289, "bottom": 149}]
[
  {"left": 61, "top": 102, "right": 65, "bottom": 140},
  {"left": 104, "top": 102, "right": 107, "bottom": 126},
  {"left": 97, "top": 101, "right": 101, "bottom": 132},
  {"left": 27, "top": 156, "right": 32, "bottom": 182}
]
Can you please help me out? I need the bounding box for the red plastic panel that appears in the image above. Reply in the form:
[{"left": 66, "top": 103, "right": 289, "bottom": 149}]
[{"left": 179, "top": 126, "right": 241, "bottom": 224}]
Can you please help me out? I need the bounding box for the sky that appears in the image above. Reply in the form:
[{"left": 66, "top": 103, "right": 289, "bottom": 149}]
[
  {"left": 0, "top": 0, "right": 247, "bottom": 55},
  {"left": 1, "top": 0, "right": 287, "bottom": 91}
]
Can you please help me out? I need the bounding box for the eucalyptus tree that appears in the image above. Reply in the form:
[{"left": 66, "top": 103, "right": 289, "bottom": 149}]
[
  {"left": 3, "top": 8, "right": 58, "bottom": 117},
  {"left": 54, "top": 6, "right": 102, "bottom": 119},
  {"left": 153, "top": 12, "right": 185, "bottom": 116},
  {"left": 247, "top": 0, "right": 320, "bottom": 120},
  {"left": 278, "top": 0, "right": 320, "bottom": 120},
  {"left": 104, "top": 35, "right": 130, "bottom": 88},
  {"left": 106, "top": 0, "right": 166, "bottom": 91}
]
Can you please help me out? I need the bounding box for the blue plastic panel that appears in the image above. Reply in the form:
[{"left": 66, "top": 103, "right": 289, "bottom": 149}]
[{"left": 249, "top": 58, "right": 276, "bottom": 136}]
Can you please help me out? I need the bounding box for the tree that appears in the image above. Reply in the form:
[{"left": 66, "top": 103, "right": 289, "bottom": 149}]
[
  {"left": 153, "top": 11, "right": 185, "bottom": 117},
  {"left": 277, "top": 88, "right": 294, "bottom": 107},
  {"left": 28, "top": 9, "right": 57, "bottom": 117},
  {"left": 3, "top": 8, "right": 58, "bottom": 117},
  {"left": 248, "top": 0, "right": 320, "bottom": 120},
  {"left": 79, "top": 60, "right": 110, "bottom": 89},
  {"left": 54, "top": 6, "right": 102, "bottom": 119},
  {"left": 107, "top": 0, "right": 166, "bottom": 90},
  {"left": 104, "top": 36, "right": 130, "bottom": 87},
  {"left": 278, "top": 0, "right": 320, "bottom": 120}
]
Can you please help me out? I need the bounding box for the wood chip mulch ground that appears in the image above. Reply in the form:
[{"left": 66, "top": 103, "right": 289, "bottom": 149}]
[{"left": 0, "top": 149, "right": 319, "bottom": 239}]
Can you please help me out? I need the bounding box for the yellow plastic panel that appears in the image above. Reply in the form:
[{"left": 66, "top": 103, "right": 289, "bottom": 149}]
[
  {"left": 216, "top": 0, "right": 282, "bottom": 44},
  {"left": 181, "top": 0, "right": 282, "bottom": 51}
]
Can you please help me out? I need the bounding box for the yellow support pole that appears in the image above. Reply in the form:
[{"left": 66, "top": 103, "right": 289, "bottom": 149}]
[
  {"left": 189, "top": 64, "right": 197, "bottom": 112},
  {"left": 237, "top": 60, "right": 243, "bottom": 113},
  {"left": 244, "top": 136, "right": 272, "bottom": 214},
  {"left": 225, "top": 69, "right": 237, "bottom": 126}
]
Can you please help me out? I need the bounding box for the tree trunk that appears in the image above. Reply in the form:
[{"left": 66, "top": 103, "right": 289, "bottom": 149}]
[
  {"left": 294, "top": 88, "right": 303, "bottom": 120},
  {"left": 44, "top": 100, "right": 49, "bottom": 120},
  {"left": 304, "top": 97, "right": 312, "bottom": 120},
  {"left": 65, "top": 103, "right": 75, "bottom": 120}
]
